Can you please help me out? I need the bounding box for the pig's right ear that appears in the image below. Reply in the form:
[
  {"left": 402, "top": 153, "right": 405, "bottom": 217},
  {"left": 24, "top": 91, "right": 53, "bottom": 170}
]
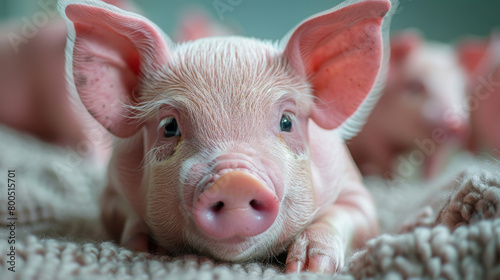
[
  {"left": 281, "top": 0, "right": 394, "bottom": 135},
  {"left": 59, "top": 0, "right": 172, "bottom": 137}
]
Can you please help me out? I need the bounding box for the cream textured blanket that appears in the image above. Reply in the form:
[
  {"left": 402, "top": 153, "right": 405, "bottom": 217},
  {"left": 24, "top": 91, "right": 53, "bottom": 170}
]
[{"left": 1, "top": 125, "right": 500, "bottom": 279}]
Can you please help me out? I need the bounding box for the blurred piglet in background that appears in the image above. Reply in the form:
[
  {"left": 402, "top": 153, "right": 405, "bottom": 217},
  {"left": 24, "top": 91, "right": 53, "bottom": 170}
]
[
  {"left": 457, "top": 33, "right": 500, "bottom": 158},
  {"left": 59, "top": 0, "right": 395, "bottom": 273},
  {"left": 0, "top": 19, "right": 84, "bottom": 146},
  {"left": 0, "top": 0, "right": 137, "bottom": 164},
  {"left": 406, "top": 32, "right": 500, "bottom": 179},
  {"left": 174, "top": 6, "right": 238, "bottom": 42},
  {"left": 347, "top": 31, "right": 467, "bottom": 179}
]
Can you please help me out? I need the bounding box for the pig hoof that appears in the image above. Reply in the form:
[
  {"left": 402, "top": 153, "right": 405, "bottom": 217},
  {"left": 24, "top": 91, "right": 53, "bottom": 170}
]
[
  {"left": 121, "top": 232, "right": 150, "bottom": 252},
  {"left": 120, "top": 215, "right": 153, "bottom": 253},
  {"left": 285, "top": 224, "right": 344, "bottom": 274}
]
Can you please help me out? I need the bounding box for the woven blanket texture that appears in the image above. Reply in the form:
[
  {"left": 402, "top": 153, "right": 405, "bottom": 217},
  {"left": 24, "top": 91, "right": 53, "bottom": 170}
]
[{"left": 1, "top": 125, "right": 500, "bottom": 280}]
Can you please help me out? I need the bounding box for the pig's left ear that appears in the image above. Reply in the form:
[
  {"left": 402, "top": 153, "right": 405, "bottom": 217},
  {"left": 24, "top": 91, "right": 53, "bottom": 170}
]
[{"left": 282, "top": 0, "right": 394, "bottom": 132}]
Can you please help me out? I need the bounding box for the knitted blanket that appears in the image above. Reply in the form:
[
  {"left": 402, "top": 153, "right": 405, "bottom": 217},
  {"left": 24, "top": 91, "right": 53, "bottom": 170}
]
[{"left": 1, "top": 125, "right": 500, "bottom": 280}]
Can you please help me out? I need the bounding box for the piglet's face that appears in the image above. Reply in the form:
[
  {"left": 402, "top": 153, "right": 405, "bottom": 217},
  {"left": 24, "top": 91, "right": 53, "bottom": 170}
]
[
  {"left": 138, "top": 39, "right": 316, "bottom": 259},
  {"left": 60, "top": 0, "right": 390, "bottom": 260},
  {"left": 379, "top": 33, "right": 467, "bottom": 147}
]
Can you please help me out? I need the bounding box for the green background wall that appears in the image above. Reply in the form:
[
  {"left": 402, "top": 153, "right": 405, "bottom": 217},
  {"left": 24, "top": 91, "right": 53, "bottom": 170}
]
[{"left": 1, "top": 0, "right": 499, "bottom": 43}]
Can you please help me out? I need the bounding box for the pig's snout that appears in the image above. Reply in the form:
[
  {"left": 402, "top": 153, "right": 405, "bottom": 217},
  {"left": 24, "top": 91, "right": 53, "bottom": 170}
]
[{"left": 194, "top": 171, "right": 279, "bottom": 239}]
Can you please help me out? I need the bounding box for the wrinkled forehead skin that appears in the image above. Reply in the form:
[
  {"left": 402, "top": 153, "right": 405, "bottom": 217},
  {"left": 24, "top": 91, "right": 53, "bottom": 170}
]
[{"left": 136, "top": 37, "right": 313, "bottom": 142}]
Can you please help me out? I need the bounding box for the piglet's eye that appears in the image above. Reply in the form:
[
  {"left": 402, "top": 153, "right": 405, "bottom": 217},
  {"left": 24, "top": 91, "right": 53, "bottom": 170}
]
[
  {"left": 161, "top": 117, "right": 181, "bottom": 138},
  {"left": 280, "top": 114, "right": 292, "bottom": 132}
]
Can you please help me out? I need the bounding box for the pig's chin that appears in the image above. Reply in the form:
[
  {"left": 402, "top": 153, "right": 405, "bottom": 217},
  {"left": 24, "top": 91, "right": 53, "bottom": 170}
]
[{"left": 189, "top": 233, "right": 278, "bottom": 262}]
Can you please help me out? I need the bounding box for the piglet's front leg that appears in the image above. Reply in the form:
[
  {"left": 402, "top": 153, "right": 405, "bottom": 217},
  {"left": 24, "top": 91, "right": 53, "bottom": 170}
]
[
  {"left": 286, "top": 158, "right": 378, "bottom": 273},
  {"left": 285, "top": 195, "right": 378, "bottom": 273},
  {"left": 285, "top": 215, "right": 345, "bottom": 273},
  {"left": 100, "top": 184, "right": 151, "bottom": 253},
  {"left": 120, "top": 213, "right": 151, "bottom": 252}
]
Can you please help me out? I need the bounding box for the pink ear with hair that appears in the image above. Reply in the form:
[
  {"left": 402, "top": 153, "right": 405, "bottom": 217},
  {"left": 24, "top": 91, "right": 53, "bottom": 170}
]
[
  {"left": 64, "top": 3, "right": 170, "bottom": 137},
  {"left": 283, "top": 0, "right": 391, "bottom": 130}
]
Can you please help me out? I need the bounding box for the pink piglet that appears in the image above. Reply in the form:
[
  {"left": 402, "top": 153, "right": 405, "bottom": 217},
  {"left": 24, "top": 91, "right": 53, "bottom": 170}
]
[{"left": 59, "top": 0, "right": 396, "bottom": 273}]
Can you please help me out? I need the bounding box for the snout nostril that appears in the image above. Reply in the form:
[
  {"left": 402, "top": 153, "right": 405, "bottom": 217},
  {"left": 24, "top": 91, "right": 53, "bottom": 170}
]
[
  {"left": 249, "top": 199, "right": 266, "bottom": 211},
  {"left": 194, "top": 171, "right": 279, "bottom": 239},
  {"left": 211, "top": 201, "right": 224, "bottom": 212}
]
